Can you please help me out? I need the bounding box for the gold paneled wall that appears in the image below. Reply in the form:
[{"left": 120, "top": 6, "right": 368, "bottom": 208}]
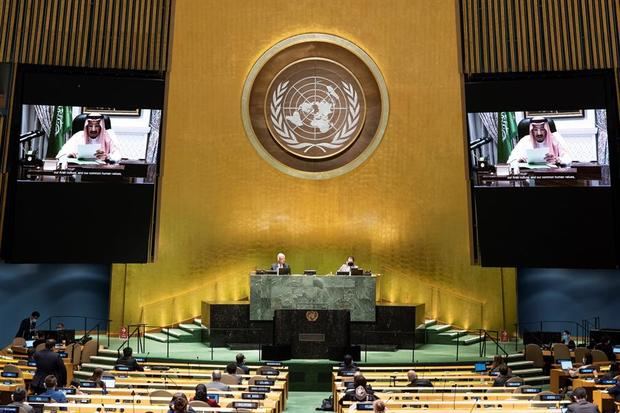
[{"left": 109, "top": 0, "right": 517, "bottom": 332}]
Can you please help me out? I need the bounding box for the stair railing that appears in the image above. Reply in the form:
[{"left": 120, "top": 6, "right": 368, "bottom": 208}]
[
  {"left": 117, "top": 323, "right": 146, "bottom": 355},
  {"left": 36, "top": 315, "right": 112, "bottom": 347},
  {"left": 516, "top": 317, "right": 599, "bottom": 348}
]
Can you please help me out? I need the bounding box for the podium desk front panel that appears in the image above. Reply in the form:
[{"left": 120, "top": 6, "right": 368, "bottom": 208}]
[{"left": 250, "top": 274, "right": 376, "bottom": 322}]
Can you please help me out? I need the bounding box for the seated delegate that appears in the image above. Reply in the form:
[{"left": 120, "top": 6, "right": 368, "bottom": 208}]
[
  {"left": 507, "top": 117, "right": 571, "bottom": 165},
  {"left": 56, "top": 112, "right": 121, "bottom": 162}
]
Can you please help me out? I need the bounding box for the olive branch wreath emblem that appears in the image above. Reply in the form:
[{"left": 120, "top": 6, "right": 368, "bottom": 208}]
[{"left": 269, "top": 80, "right": 360, "bottom": 153}]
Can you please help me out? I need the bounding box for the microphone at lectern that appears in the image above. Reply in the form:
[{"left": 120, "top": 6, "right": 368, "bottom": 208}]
[
  {"left": 469, "top": 137, "right": 492, "bottom": 151},
  {"left": 19, "top": 130, "right": 45, "bottom": 143}
]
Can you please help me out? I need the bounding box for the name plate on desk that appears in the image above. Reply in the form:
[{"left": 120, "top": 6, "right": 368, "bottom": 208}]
[{"left": 249, "top": 273, "right": 377, "bottom": 322}]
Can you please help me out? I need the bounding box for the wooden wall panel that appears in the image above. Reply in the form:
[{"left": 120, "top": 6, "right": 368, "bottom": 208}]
[
  {"left": 461, "top": 0, "right": 620, "bottom": 74},
  {"left": 0, "top": 0, "right": 171, "bottom": 70}
]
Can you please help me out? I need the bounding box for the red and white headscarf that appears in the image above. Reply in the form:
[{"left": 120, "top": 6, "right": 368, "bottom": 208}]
[
  {"left": 84, "top": 114, "right": 113, "bottom": 156},
  {"left": 529, "top": 117, "right": 562, "bottom": 157}
]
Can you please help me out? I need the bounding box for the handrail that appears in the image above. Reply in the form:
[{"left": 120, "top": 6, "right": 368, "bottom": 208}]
[
  {"left": 515, "top": 317, "right": 599, "bottom": 347},
  {"left": 116, "top": 323, "right": 146, "bottom": 355},
  {"left": 455, "top": 328, "right": 510, "bottom": 361},
  {"left": 37, "top": 315, "right": 112, "bottom": 347}
]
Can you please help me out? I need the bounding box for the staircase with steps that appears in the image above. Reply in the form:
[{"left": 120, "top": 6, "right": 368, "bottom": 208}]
[
  {"left": 491, "top": 353, "right": 549, "bottom": 386},
  {"left": 144, "top": 318, "right": 206, "bottom": 344},
  {"left": 420, "top": 319, "right": 485, "bottom": 346}
]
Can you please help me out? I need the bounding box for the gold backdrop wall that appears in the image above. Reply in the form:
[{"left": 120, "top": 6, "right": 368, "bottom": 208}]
[{"left": 109, "top": 0, "right": 517, "bottom": 332}]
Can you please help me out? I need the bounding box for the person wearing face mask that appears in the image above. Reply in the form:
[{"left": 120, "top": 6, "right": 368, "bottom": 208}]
[
  {"left": 561, "top": 330, "right": 576, "bottom": 350},
  {"left": 338, "top": 256, "right": 358, "bottom": 274}
]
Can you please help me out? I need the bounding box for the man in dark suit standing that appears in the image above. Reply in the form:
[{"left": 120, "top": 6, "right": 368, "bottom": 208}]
[
  {"left": 32, "top": 339, "right": 67, "bottom": 394},
  {"left": 567, "top": 387, "right": 600, "bottom": 413},
  {"left": 15, "top": 311, "right": 39, "bottom": 339},
  {"left": 115, "top": 347, "right": 143, "bottom": 371},
  {"left": 270, "top": 252, "right": 290, "bottom": 274}
]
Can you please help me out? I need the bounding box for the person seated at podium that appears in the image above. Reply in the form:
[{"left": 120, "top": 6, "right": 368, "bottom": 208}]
[
  {"left": 205, "top": 370, "right": 230, "bottom": 391},
  {"left": 507, "top": 116, "right": 571, "bottom": 165},
  {"left": 567, "top": 387, "right": 599, "bottom": 413},
  {"left": 9, "top": 388, "right": 34, "bottom": 413},
  {"left": 606, "top": 380, "right": 620, "bottom": 402},
  {"left": 38, "top": 375, "right": 68, "bottom": 403},
  {"left": 56, "top": 112, "right": 121, "bottom": 162},
  {"left": 339, "top": 373, "right": 377, "bottom": 406},
  {"left": 492, "top": 365, "right": 513, "bottom": 387},
  {"left": 223, "top": 362, "right": 242, "bottom": 384},
  {"left": 270, "top": 252, "right": 290, "bottom": 274},
  {"left": 372, "top": 400, "right": 386, "bottom": 413},
  {"left": 407, "top": 370, "right": 433, "bottom": 388},
  {"left": 337, "top": 256, "right": 358, "bottom": 273},
  {"left": 489, "top": 355, "right": 512, "bottom": 375},
  {"left": 192, "top": 384, "right": 219, "bottom": 407},
  {"left": 562, "top": 330, "right": 576, "bottom": 350},
  {"left": 338, "top": 354, "right": 359, "bottom": 375},
  {"left": 235, "top": 353, "right": 250, "bottom": 375},
  {"left": 115, "top": 346, "right": 144, "bottom": 371}
]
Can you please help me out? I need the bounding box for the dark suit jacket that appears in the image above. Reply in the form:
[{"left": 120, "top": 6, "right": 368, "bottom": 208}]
[
  {"left": 567, "top": 400, "right": 600, "bottom": 413},
  {"left": 16, "top": 318, "right": 35, "bottom": 339},
  {"left": 115, "top": 356, "right": 143, "bottom": 371},
  {"left": 236, "top": 363, "right": 250, "bottom": 375},
  {"left": 492, "top": 375, "right": 511, "bottom": 387},
  {"left": 408, "top": 379, "right": 434, "bottom": 387},
  {"left": 270, "top": 263, "right": 290, "bottom": 273},
  {"left": 607, "top": 384, "right": 620, "bottom": 402},
  {"left": 32, "top": 348, "right": 67, "bottom": 388}
]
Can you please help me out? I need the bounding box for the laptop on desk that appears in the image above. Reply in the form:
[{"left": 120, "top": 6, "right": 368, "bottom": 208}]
[{"left": 559, "top": 359, "right": 573, "bottom": 371}]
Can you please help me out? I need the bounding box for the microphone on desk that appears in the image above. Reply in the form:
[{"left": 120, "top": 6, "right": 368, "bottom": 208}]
[
  {"left": 469, "top": 137, "right": 493, "bottom": 151},
  {"left": 452, "top": 382, "right": 458, "bottom": 410},
  {"left": 19, "top": 130, "right": 45, "bottom": 143},
  {"left": 469, "top": 396, "right": 480, "bottom": 413}
]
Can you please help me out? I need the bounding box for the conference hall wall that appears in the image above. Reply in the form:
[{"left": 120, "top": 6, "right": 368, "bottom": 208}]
[
  {"left": 109, "top": 0, "right": 517, "bottom": 333},
  {"left": 0, "top": 263, "right": 110, "bottom": 343}
]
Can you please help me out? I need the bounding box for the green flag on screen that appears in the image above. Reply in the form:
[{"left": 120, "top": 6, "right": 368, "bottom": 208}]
[
  {"left": 497, "top": 111, "right": 518, "bottom": 163},
  {"left": 47, "top": 106, "right": 73, "bottom": 158}
]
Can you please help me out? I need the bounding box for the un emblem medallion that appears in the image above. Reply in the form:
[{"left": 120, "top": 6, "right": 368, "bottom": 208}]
[
  {"left": 306, "top": 310, "right": 319, "bottom": 322},
  {"left": 242, "top": 34, "right": 389, "bottom": 179}
]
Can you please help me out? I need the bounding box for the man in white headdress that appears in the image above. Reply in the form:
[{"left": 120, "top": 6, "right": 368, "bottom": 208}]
[
  {"left": 56, "top": 112, "right": 121, "bottom": 162},
  {"left": 507, "top": 116, "right": 571, "bottom": 165}
]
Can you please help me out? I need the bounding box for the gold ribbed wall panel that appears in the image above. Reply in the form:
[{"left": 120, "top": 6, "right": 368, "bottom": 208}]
[
  {"left": 461, "top": 0, "right": 620, "bottom": 73},
  {"left": 0, "top": 0, "right": 171, "bottom": 70},
  {"left": 109, "top": 0, "right": 517, "bottom": 333}
]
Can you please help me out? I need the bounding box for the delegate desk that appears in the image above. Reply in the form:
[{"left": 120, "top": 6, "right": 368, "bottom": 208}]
[{"left": 250, "top": 273, "right": 377, "bottom": 322}]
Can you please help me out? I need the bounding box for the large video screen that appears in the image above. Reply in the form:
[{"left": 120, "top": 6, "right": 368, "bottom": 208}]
[
  {"left": 465, "top": 71, "right": 619, "bottom": 268},
  {"left": 1, "top": 65, "right": 165, "bottom": 263},
  {"left": 467, "top": 109, "right": 609, "bottom": 187},
  {"left": 18, "top": 105, "right": 161, "bottom": 183}
]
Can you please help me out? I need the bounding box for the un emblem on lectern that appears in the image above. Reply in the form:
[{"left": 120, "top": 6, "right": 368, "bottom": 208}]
[
  {"left": 242, "top": 34, "right": 389, "bottom": 179},
  {"left": 306, "top": 311, "right": 319, "bottom": 322}
]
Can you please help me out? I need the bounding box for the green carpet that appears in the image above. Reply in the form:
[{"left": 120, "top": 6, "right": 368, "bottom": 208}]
[
  {"left": 286, "top": 391, "right": 328, "bottom": 411},
  {"left": 100, "top": 336, "right": 520, "bottom": 364}
]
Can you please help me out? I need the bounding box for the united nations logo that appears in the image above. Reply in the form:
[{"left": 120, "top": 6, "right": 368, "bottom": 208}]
[
  {"left": 306, "top": 310, "right": 319, "bottom": 322},
  {"left": 267, "top": 59, "right": 365, "bottom": 159},
  {"left": 242, "top": 34, "right": 389, "bottom": 179}
]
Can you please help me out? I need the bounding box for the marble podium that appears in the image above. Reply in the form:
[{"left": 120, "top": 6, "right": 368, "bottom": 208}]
[{"left": 249, "top": 273, "right": 377, "bottom": 322}]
